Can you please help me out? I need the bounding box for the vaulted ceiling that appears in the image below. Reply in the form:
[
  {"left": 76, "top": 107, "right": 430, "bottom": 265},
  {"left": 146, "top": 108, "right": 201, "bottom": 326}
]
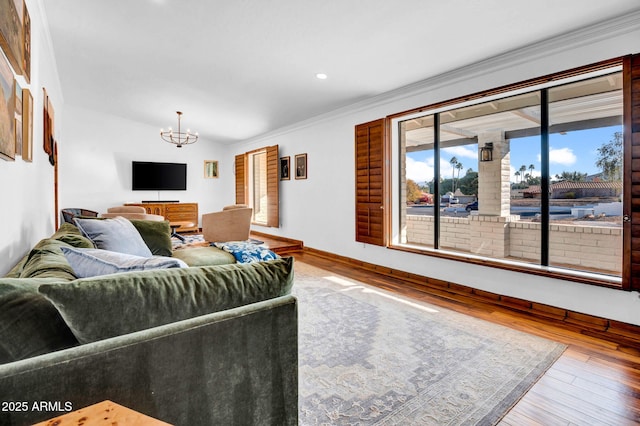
[{"left": 43, "top": 0, "right": 640, "bottom": 144}]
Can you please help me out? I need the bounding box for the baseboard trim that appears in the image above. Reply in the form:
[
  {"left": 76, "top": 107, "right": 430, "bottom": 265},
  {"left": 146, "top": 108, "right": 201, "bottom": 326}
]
[{"left": 302, "top": 246, "right": 640, "bottom": 354}]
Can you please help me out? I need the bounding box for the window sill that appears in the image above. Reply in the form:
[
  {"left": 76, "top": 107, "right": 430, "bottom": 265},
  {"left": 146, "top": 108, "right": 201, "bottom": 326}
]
[{"left": 388, "top": 243, "right": 623, "bottom": 290}]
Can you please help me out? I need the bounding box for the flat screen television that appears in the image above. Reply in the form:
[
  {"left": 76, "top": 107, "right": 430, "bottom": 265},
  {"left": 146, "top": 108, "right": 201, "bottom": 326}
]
[{"left": 132, "top": 161, "right": 187, "bottom": 191}]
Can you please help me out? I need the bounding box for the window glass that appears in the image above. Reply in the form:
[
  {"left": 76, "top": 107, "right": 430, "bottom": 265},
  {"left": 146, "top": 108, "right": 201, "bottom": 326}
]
[{"left": 547, "top": 73, "right": 623, "bottom": 276}]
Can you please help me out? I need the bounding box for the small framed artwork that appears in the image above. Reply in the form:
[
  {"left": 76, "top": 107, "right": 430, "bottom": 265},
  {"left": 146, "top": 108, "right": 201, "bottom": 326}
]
[
  {"left": 14, "top": 80, "right": 22, "bottom": 157},
  {"left": 22, "top": 87, "right": 32, "bottom": 161},
  {"left": 280, "top": 156, "right": 290, "bottom": 180},
  {"left": 0, "top": 50, "right": 15, "bottom": 161},
  {"left": 204, "top": 160, "right": 218, "bottom": 178},
  {"left": 295, "top": 153, "right": 307, "bottom": 180},
  {"left": 0, "top": 0, "right": 24, "bottom": 76}
]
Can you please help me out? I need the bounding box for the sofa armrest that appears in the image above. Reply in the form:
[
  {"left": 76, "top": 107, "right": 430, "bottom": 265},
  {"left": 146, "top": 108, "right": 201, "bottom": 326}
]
[{"left": 0, "top": 296, "right": 298, "bottom": 426}]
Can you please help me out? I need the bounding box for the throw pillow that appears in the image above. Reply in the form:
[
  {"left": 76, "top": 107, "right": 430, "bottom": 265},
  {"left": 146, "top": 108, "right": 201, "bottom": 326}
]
[
  {"left": 60, "top": 247, "right": 188, "bottom": 278},
  {"left": 39, "top": 257, "right": 294, "bottom": 344},
  {"left": 74, "top": 216, "right": 152, "bottom": 257},
  {"left": 213, "top": 241, "right": 279, "bottom": 263},
  {"left": 0, "top": 279, "right": 79, "bottom": 364},
  {"left": 129, "top": 219, "right": 173, "bottom": 257},
  {"left": 50, "top": 223, "right": 95, "bottom": 249}
]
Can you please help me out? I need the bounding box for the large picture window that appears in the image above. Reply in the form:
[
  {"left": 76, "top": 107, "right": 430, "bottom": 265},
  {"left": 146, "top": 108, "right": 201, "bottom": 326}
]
[{"left": 392, "top": 67, "right": 624, "bottom": 285}]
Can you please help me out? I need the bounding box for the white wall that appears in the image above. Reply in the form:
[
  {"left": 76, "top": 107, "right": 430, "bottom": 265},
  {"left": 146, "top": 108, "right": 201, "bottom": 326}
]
[
  {"left": 0, "top": 0, "right": 65, "bottom": 275},
  {"left": 57, "top": 106, "right": 230, "bottom": 220},
  {"left": 231, "top": 12, "right": 640, "bottom": 325}
]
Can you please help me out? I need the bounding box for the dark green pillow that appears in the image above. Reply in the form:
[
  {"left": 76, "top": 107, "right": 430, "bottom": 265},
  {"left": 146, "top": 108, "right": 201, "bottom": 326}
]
[
  {"left": 19, "top": 239, "right": 77, "bottom": 281},
  {"left": 129, "top": 219, "right": 173, "bottom": 257},
  {"left": 0, "top": 279, "right": 79, "bottom": 364},
  {"left": 50, "top": 223, "right": 95, "bottom": 249},
  {"left": 39, "top": 257, "right": 294, "bottom": 344}
]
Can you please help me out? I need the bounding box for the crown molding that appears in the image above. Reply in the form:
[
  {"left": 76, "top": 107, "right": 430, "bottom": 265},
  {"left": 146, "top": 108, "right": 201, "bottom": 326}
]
[{"left": 239, "top": 8, "right": 640, "bottom": 147}]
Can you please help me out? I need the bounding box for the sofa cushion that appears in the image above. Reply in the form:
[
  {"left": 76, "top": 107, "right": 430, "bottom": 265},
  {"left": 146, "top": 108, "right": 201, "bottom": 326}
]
[
  {"left": 39, "top": 257, "right": 295, "bottom": 344},
  {"left": 50, "top": 222, "right": 95, "bottom": 249},
  {"left": 61, "top": 247, "right": 188, "bottom": 278},
  {"left": 19, "top": 239, "right": 77, "bottom": 281},
  {"left": 129, "top": 219, "right": 173, "bottom": 257},
  {"left": 74, "top": 216, "right": 153, "bottom": 257},
  {"left": 172, "top": 246, "right": 236, "bottom": 266},
  {"left": 0, "top": 279, "right": 79, "bottom": 364},
  {"left": 213, "top": 241, "right": 278, "bottom": 263}
]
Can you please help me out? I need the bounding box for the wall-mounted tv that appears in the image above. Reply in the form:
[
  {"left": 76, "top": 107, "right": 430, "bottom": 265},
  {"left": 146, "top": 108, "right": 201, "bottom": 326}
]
[{"left": 132, "top": 161, "right": 187, "bottom": 191}]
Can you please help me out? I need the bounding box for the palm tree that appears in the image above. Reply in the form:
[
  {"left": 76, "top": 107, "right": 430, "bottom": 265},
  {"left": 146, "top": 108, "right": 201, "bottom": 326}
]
[
  {"left": 455, "top": 162, "right": 464, "bottom": 193},
  {"left": 450, "top": 157, "right": 458, "bottom": 193},
  {"left": 528, "top": 164, "right": 535, "bottom": 185},
  {"left": 514, "top": 171, "right": 521, "bottom": 183}
]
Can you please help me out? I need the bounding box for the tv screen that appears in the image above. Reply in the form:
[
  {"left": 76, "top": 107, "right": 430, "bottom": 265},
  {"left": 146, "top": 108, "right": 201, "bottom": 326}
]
[{"left": 132, "top": 161, "right": 187, "bottom": 191}]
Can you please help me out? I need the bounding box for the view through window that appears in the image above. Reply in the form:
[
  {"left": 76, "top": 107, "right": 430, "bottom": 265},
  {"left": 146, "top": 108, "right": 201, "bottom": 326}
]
[{"left": 397, "top": 69, "right": 623, "bottom": 279}]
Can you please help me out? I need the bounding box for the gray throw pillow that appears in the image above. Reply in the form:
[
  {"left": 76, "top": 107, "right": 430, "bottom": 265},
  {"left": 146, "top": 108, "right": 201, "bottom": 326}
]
[
  {"left": 39, "top": 257, "right": 294, "bottom": 344},
  {"left": 60, "top": 247, "right": 188, "bottom": 278},
  {"left": 74, "top": 216, "right": 152, "bottom": 257}
]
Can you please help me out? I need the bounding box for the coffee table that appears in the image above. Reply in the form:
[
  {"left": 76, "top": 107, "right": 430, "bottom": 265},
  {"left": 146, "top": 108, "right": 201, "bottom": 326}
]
[
  {"left": 169, "top": 220, "right": 195, "bottom": 242},
  {"left": 32, "top": 400, "right": 172, "bottom": 425}
]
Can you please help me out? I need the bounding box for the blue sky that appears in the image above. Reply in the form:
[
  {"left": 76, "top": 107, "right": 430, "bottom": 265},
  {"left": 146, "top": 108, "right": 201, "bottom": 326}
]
[{"left": 406, "top": 125, "right": 622, "bottom": 185}]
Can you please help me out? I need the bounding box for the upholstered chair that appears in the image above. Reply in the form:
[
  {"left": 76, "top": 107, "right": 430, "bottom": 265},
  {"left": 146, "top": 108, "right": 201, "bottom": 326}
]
[
  {"left": 202, "top": 205, "right": 253, "bottom": 243},
  {"left": 61, "top": 208, "right": 99, "bottom": 224},
  {"left": 100, "top": 206, "right": 165, "bottom": 221}
]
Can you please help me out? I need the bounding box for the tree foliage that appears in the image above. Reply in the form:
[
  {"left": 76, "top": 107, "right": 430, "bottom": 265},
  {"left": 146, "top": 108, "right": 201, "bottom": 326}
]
[{"left": 595, "top": 131, "right": 623, "bottom": 181}]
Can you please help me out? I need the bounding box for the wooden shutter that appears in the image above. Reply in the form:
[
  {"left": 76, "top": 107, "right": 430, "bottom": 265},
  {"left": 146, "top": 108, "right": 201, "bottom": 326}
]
[
  {"left": 627, "top": 54, "right": 640, "bottom": 291},
  {"left": 355, "top": 118, "right": 387, "bottom": 246},
  {"left": 266, "top": 145, "right": 279, "bottom": 228},
  {"left": 235, "top": 154, "right": 246, "bottom": 205}
]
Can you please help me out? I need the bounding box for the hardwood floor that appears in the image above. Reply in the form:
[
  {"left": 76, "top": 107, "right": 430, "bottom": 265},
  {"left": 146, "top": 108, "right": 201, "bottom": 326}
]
[{"left": 291, "top": 250, "right": 640, "bottom": 425}]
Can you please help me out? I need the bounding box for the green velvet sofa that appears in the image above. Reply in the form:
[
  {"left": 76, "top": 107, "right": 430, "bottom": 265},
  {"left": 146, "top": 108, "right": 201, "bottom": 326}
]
[{"left": 0, "top": 222, "right": 298, "bottom": 426}]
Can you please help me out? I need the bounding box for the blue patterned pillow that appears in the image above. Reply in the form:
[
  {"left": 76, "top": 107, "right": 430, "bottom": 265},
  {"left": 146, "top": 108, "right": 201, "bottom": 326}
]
[{"left": 213, "top": 242, "right": 278, "bottom": 263}]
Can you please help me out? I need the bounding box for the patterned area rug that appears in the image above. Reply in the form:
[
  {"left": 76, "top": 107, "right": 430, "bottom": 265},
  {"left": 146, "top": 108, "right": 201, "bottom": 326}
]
[
  {"left": 171, "top": 234, "right": 264, "bottom": 250},
  {"left": 293, "top": 261, "right": 566, "bottom": 425}
]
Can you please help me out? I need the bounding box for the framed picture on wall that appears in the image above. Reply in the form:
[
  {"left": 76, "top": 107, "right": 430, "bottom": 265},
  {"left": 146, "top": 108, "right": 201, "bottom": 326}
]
[
  {"left": 21, "top": 87, "right": 32, "bottom": 161},
  {"left": 295, "top": 153, "right": 307, "bottom": 180},
  {"left": 0, "top": 0, "right": 24, "bottom": 76},
  {"left": 204, "top": 160, "right": 218, "bottom": 178},
  {"left": 14, "top": 79, "right": 21, "bottom": 156},
  {"left": 0, "top": 50, "right": 15, "bottom": 161},
  {"left": 280, "top": 156, "right": 290, "bottom": 180},
  {"left": 22, "top": 2, "right": 30, "bottom": 83}
]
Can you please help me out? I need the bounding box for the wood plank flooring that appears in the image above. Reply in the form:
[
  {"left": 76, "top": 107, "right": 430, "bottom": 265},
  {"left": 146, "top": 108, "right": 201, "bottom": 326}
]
[{"left": 291, "top": 250, "right": 640, "bottom": 425}]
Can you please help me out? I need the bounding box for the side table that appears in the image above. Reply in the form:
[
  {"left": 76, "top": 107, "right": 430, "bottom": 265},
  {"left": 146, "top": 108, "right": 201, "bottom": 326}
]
[{"left": 32, "top": 400, "right": 172, "bottom": 426}]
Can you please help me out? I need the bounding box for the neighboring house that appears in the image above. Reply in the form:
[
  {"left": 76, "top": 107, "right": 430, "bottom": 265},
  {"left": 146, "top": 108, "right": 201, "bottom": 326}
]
[{"left": 521, "top": 181, "right": 622, "bottom": 198}]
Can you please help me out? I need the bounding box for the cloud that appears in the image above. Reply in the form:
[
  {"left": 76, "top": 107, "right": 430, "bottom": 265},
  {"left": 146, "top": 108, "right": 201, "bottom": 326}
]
[
  {"left": 442, "top": 145, "right": 477, "bottom": 160},
  {"left": 537, "top": 147, "right": 577, "bottom": 166},
  {"left": 406, "top": 156, "right": 434, "bottom": 183}
]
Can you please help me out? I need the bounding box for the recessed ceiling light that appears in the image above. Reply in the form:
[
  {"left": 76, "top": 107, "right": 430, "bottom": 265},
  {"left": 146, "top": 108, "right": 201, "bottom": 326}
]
[{"left": 316, "top": 73, "right": 328, "bottom": 80}]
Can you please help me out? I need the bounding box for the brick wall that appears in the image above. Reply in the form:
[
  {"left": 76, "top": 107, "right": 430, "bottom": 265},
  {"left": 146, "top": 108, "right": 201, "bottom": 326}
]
[{"left": 405, "top": 215, "right": 621, "bottom": 274}]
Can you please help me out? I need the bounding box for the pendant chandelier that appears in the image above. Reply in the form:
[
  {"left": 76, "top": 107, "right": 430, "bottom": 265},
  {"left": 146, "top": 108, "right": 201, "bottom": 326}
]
[{"left": 160, "top": 111, "right": 198, "bottom": 148}]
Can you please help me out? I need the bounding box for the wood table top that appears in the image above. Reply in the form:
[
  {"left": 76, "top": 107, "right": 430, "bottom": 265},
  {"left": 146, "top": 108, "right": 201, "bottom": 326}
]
[{"left": 32, "top": 400, "right": 173, "bottom": 426}]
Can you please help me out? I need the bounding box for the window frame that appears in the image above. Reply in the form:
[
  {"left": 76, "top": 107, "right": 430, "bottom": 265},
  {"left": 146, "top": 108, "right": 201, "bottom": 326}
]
[{"left": 383, "top": 57, "right": 631, "bottom": 290}]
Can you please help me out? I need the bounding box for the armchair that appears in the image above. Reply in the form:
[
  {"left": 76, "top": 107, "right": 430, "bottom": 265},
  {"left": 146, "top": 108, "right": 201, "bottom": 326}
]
[
  {"left": 202, "top": 205, "right": 253, "bottom": 243},
  {"left": 61, "top": 208, "right": 99, "bottom": 224}
]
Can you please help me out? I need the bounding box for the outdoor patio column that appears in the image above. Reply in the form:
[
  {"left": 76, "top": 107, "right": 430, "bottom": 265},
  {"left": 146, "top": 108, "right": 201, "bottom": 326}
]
[
  {"left": 470, "top": 131, "right": 513, "bottom": 258},
  {"left": 477, "top": 130, "right": 510, "bottom": 217}
]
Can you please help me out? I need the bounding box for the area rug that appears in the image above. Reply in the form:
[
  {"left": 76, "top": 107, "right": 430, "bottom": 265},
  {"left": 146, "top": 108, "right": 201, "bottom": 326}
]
[{"left": 293, "top": 261, "right": 566, "bottom": 425}]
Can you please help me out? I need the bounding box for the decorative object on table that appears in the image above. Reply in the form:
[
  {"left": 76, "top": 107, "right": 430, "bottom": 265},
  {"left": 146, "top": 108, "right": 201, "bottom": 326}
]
[
  {"left": 160, "top": 111, "right": 198, "bottom": 147},
  {"left": 294, "top": 261, "right": 566, "bottom": 425},
  {"left": 204, "top": 160, "right": 218, "bottom": 178},
  {"left": 13, "top": 79, "right": 21, "bottom": 156},
  {"left": 295, "top": 153, "right": 307, "bottom": 179},
  {"left": 0, "top": 0, "right": 24, "bottom": 77},
  {"left": 280, "top": 156, "right": 290, "bottom": 180},
  {"left": 21, "top": 87, "right": 31, "bottom": 161},
  {"left": 0, "top": 51, "right": 15, "bottom": 161}
]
